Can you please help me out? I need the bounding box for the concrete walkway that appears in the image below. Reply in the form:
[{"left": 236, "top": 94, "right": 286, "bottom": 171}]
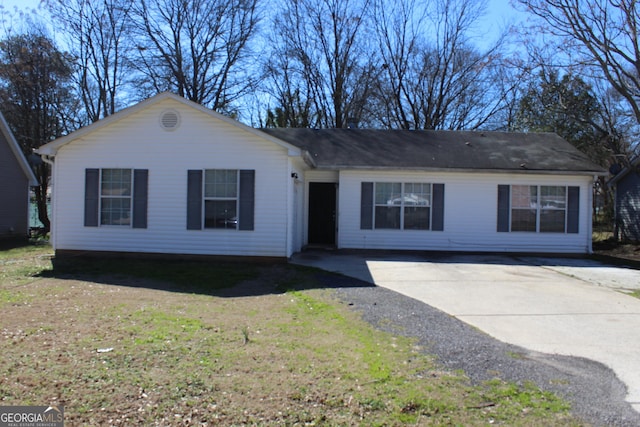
[{"left": 291, "top": 251, "right": 640, "bottom": 412}]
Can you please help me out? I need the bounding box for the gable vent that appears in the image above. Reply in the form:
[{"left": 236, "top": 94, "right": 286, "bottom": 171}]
[{"left": 160, "top": 110, "right": 180, "bottom": 131}]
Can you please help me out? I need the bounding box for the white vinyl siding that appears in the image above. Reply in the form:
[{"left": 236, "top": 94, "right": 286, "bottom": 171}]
[
  {"left": 51, "top": 98, "right": 293, "bottom": 257},
  {"left": 338, "top": 170, "right": 594, "bottom": 253},
  {"left": 46, "top": 94, "right": 597, "bottom": 256}
]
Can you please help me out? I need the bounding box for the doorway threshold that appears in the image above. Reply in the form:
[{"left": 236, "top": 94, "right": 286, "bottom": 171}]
[{"left": 303, "top": 244, "right": 337, "bottom": 251}]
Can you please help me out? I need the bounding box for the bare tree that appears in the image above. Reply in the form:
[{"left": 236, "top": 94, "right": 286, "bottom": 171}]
[
  {"left": 370, "top": 0, "right": 424, "bottom": 129},
  {"left": 515, "top": 0, "right": 640, "bottom": 124},
  {"left": 262, "top": 49, "right": 315, "bottom": 128},
  {"left": 46, "top": 0, "right": 135, "bottom": 123},
  {"left": 483, "top": 56, "right": 532, "bottom": 131},
  {"left": 592, "top": 80, "right": 639, "bottom": 158},
  {"left": 372, "top": 0, "right": 506, "bottom": 130},
  {"left": 266, "top": 0, "right": 377, "bottom": 128},
  {"left": 131, "top": 0, "right": 260, "bottom": 111},
  {"left": 0, "top": 30, "right": 77, "bottom": 232}
]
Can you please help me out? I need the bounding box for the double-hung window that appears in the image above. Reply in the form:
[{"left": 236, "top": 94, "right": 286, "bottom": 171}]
[
  {"left": 374, "top": 182, "right": 402, "bottom": 229},
  {"left": 498, "top": 184, "right": 579, "bottom": 233},
  {"left": 84, "top": 168, "right": 148, "bottom": 228},
  {"left": 362, "top": 182, "right": 444, "bottom": 231},
  {"left": 403, "top": 183, "right": 432, "bottom": 230},
  {"left": 204, "top": 169, "right": 239, "bottom": 229},
  {"left": 510, "top": 185, "right": 538, "bottom": 232},
  {"left": 187, "top": 169, "right": 255, "bottom": 231},
  {"left": 100, "top": 169, "right": 133, "bottom": 226},
  {"left": 374, "top": 182, "right": 431, "bottom": 230},
  {"left": 539, "top": 186, "right": 568, "bottom": 232}
]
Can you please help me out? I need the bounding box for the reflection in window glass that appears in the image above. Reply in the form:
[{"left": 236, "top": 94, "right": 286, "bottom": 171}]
[
  {"left": 404, "top": 183, "right": 430, "bottom": 206},
  {"left": 205, "top": 200, "right": 237, "bottom": 229},
  {"left": 509, "top": 185, "right": 567, "bottom": 233},
  {"left": 204, "top": 170, "right": 238, "bottom": 229},
  {"left": 373, "top": 182, "right": 431, "bottom": 230},
  {"left": 404, "top": 183, "right": 430, "bottom": 229},
  {"left": 374, "top": 182, "right": 401, "bottom": 229},
  {"left": 540, "top": 186, "right": 566, "bottom": 232},
  {"left": 375, "top": 182, "right": 402, "bottom": 205},
  {"left": 511, "top": 185, "right": 537, "bottom": 232}
]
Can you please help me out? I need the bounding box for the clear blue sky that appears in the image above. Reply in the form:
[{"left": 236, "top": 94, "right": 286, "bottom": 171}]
[
  {"left": 0, "top": 0, "right": 526, "bottom": 43},
  {"left": 0, "top": 0, "right": 49, "bottom": 36},
  {"left": 0, "top": 0, "right": 43, "bottom": 15}
]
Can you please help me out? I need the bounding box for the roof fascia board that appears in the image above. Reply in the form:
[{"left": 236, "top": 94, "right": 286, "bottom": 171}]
[
  {"left": 315, "top": 165, "right": 607, "bottom": 176},
  {"left": 0, "top": 111, "right": 38, "bottom": 185}
]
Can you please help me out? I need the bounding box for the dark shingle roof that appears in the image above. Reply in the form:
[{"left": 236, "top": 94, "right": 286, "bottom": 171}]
[{"left": 260, "top": 128, "right": 606, "bottom": 175}]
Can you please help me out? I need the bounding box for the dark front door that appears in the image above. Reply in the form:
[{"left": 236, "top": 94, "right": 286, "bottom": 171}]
[{"left": 308, "top": 182, "right": 336, "bottom": 246}]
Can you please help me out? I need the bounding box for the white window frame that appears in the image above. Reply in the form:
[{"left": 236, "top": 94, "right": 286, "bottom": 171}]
[
  {"left": 203, "top": 169, "right": 239, "bottom": 229},
  {"left": 99, "top": 168, "right": 133, "bottom": 226},
  {"left": 373, "top": 182, "right": 432, "bottom": 230},
  {"left": 510, "top": 185, "right": 568, "bottom": 233}
]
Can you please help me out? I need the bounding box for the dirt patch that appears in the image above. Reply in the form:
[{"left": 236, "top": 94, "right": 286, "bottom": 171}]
[{"left": 593, "top": 240, "right": 640, "bottom": 266}]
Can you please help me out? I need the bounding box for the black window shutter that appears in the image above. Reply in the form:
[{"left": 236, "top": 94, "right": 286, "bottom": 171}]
[
  {"left": 432, "top": 183, "right": 445, "bottom": 231},
  {"left": 84, "top": 169, "right": 99, "bottom": 227},
  {"left": 360, "top": 182, "right": 373, "bottom": 229},
  {"left": 567, "top": 186, "right": 580, "bottom": 234},
  {"left": 238, "top": 170, "right": 255, "bottom": 231},
  {"left": 132, "top": 169, "right": 149, "bottom": 229},
  {"left": 497, "top": 185, "right": 510, "bottom": 232},
  {"left": 187, "top": 170, "right": 203, "bottom": 230}
]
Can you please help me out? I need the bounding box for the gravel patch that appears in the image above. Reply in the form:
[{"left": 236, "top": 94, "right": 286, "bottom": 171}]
[{"left": 316, "top": 273, "right": 640, "bottom": 427}]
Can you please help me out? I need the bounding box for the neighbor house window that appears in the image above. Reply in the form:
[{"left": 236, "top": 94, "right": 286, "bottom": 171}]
[
  {"left": 187, "top": 169, "right": 255, "bottom": 231},
  {"left": 84, "top": 168, "right": 148, "bottom": 228},
  {"left": 362, "top": 182, "right": 441, "bottom": 230},
  {"left": 497, "top": 185, "right": 578, "bottom": 234}
]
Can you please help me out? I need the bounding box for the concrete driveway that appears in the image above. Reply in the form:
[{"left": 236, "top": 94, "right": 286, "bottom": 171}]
[{"left": 291, "top": 251, "right": 640, "bottom": 413}]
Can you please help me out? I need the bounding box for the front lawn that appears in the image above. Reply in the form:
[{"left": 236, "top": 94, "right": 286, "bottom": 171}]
[{"left": 0, "top": 244, "right": 580, "bottom": 425}]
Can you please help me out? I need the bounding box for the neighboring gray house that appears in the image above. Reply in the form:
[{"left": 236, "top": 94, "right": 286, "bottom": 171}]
[
  {"left": 37, "top": 92, "right": 606, "bottom": 258},
  {"left": 609, "top": 156, "right": 640, "bottom": 241},
  {"left": 0, "top": 111, "right": 38, "bottom": 239}
]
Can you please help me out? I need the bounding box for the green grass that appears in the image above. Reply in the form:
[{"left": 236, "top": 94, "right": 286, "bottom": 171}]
[
  {"left": 0, "top": 242, "right": 53, "bottom": 305},
  {"left": 0, "top": 243, "right": 582, "bottom": 426},
  {"left": 476, "top": 379, "right": 571, "bottom": 423},
  {"left": 280, "top": 290, "right": 574, "bottom": 425}
]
